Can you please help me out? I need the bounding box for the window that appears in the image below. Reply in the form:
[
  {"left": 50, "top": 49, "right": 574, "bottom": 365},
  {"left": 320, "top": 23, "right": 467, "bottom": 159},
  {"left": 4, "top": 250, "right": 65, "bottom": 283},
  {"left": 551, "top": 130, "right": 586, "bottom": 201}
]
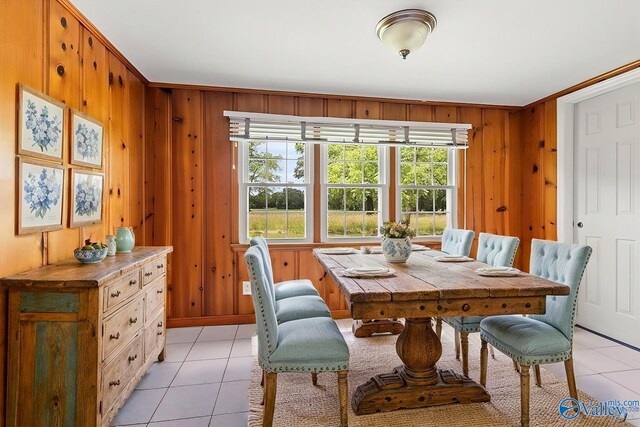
[
  {"left": 321, "top": 144, "right": 387, "bottom": 240},
  {"left": 397, "top": 147, "right": 455, "bottom": 237},
  {"left": 239, "top": 141, "right": 313, "bottom": 242}
]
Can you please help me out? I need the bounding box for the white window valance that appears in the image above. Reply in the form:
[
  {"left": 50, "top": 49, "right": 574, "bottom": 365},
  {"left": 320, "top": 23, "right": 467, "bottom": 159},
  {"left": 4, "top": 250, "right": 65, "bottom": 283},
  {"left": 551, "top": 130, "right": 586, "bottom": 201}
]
[{"left": 224, "top": 111, "right": 471, "bottom": 149}]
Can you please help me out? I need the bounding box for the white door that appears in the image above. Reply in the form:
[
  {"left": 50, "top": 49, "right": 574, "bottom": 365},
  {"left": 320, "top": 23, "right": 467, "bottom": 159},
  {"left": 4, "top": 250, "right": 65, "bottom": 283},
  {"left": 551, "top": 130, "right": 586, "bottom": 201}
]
[{"left": 574, "top": 82, "right": 640, "bottom": 348}]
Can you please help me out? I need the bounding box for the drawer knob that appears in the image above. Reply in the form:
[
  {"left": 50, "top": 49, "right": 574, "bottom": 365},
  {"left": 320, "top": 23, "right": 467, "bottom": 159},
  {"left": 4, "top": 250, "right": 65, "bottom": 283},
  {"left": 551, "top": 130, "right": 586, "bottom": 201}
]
[
  {"left": 156, "top": 289, "right": 164, "bottom": 294},
  {"left": 128, "top": 354, "right": 138, "bottom": 362},
  {"left": 110, "top": 290, "right": 121, "bottom": 298},
  {"left": 145, "top": 272, "right": 153, "bottom": 277},
  {"left": 129, "top": 279, "right": 138, "bottom": 286},
  {"left": 110, "top": 332, "right": 120, "bottom": 340},
  {"left": 109, "top": 380, "right": 121, "bottom": 387},
  {"left": 157, "top": 321, "right": 163, "bottom": 327},
  {"left": 129, "top": 317, "right": 138, "bottom": 324},
  {"left": 157, "top": 331, "right": 163, "bottom": 336},
  {"left": 157, "top": 264, "right": 164, "bottom": 269}
]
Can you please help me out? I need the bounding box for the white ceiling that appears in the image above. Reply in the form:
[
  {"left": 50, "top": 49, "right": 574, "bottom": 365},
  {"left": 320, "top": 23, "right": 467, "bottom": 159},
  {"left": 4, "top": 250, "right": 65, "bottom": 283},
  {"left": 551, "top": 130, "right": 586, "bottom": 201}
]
[{"left": 70, "top": 0, "right": 640, "bottom": 106}]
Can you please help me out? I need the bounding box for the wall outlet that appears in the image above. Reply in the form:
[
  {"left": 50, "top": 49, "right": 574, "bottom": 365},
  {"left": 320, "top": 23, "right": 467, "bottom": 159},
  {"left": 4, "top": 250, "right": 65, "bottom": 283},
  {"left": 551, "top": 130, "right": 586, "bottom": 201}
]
[{"left": 242, "top": 281, "right": 252, "bottom": 296}]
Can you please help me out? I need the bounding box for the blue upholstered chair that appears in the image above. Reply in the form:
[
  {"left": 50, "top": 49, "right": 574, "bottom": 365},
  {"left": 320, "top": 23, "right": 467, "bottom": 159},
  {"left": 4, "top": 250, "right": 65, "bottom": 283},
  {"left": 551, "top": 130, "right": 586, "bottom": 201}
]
[
  {"left": 443, "top": 233, "right": 520, "bottom": 376},
  {"left": 245, "top": 247, "right": 349, "bottom": 427},
  {"left": 479, "top": 239, "right": 592, "bottom": 427},
  {"left": 250, "top": 237, "right": 319, "bottom": 300},
  {"left": 440, "top": 228, "right": 475, "bottom": 257},
  {"left": 251, "top": 243, "right": 331, "bottom": 324},
  {"left": 435, "top": 228, "right": 476, "bottom": 338}
]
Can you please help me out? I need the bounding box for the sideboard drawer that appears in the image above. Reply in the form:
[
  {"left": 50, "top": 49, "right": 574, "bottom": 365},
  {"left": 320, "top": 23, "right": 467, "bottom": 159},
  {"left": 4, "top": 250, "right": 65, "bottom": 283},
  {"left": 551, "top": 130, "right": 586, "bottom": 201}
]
[
  {"left": 142, "top": 257, "right": 166, "bottom": 286},
  {"left": 145, "top": 308, "right": 165, "bottom": 359},
  {"left": 102, "top": 333, "right": 144, "bottom": 415},
  {"left": 103, "top": 297, "right": 144, "bottom": 360},
  {"left": 145, "top": 277, "right": 165, "bottom": 320},
  {"left": 103, "top": 270, "right": 141, "bottom": 313}
]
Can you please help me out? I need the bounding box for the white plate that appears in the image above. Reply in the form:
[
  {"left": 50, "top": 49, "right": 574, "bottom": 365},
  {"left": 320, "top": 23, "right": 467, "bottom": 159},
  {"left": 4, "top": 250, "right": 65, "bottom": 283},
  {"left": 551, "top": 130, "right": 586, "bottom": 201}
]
[
  {"left": 318, "top": 248, "right": 359, "bottom": 255},
  {"left": 343, "top": 267, "right": 395, "bottom": 278},
  {"left": 412, "top": 244, "right": 430, "bottom": 251},
  {"left": 435, "top": 255, "right": 473, "bottom": 262},
  {"left": 476, "top": 267, "right": 521, "bottom": 277}
]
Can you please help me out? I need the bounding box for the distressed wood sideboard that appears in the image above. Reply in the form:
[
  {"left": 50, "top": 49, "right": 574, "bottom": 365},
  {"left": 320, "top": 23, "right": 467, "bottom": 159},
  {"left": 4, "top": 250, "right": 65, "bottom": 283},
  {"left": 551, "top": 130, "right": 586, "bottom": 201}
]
[{"left": 0, "top": 246, "right": 173, "bottom": 427}]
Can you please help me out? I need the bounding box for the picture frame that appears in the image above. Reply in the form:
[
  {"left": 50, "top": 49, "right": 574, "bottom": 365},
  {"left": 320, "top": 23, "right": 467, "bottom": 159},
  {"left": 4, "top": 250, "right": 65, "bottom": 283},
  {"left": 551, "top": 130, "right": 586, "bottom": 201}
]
[
  {"left": 16, "top": 157, "right": 66, "bottom": 235},
  {"left": 69, "top": 169, "right": 104, "bottom": 228},
  {"left": 70, "top": 109, "right": 104, "bottom": 169},
  {"left": 17, "top": 84, "right": 65, "bottom": 163}
]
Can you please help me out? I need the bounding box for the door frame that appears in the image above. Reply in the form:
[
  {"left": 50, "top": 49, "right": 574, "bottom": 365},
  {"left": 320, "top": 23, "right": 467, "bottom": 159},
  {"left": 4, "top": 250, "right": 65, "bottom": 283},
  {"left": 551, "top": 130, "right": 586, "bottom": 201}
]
[{"left": 557, "top": 68, "right": 640, "bottom": 244}]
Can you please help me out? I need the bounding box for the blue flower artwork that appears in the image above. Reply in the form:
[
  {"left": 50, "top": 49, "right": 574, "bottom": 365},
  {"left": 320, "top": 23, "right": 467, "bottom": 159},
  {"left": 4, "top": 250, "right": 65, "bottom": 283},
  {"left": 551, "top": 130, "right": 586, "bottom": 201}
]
[
  {"left": 19, "top": 161, "right": 65, "bottom": 233},
  {"left": 23, "top": 168, "right": 62, "bottom": 219},
  {"left": 71, "top": 112, "right": 103, "bottom": 168},
  {"left": 75, "top": 123, "right": 100, "bottom": 160},
  {"left": 19, "top": 86, "right": 64, "bottom": 161},
  {"left": 24, "top": 100, "right": 62, "bottom": 153},
  {"left": 72, "top": 172, "right": 103, "bottom": 225}
]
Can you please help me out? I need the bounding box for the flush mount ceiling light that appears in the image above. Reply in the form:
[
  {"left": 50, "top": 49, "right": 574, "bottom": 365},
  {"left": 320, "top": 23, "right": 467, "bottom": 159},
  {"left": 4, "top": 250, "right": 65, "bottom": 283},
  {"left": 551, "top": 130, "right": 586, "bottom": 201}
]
[{"left": 376, "top": 9, "right": 437, "bottom": 59}]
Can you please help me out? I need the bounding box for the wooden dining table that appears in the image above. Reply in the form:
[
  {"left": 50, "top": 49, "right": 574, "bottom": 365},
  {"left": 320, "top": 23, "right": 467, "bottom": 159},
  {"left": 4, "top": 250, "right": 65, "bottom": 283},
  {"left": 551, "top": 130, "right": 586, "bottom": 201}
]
[{"left": 313, "top": 248, "right": 570, "bottom": 415}]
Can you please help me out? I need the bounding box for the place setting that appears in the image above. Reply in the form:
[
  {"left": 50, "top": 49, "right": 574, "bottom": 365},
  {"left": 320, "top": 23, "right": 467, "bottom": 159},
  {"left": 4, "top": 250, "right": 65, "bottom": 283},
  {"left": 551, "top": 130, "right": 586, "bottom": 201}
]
[
  {"left": 434, "top": 254, "right": 474, "bottom": 262},
  {"left": 316, "top": 247, "right": 360, "bottom": 255},
  {"left": 341, "top": 266, "right": 396, "bottom": 278},
  {"left": 475, "top": 266, "right": 521, "bottom": 277}
]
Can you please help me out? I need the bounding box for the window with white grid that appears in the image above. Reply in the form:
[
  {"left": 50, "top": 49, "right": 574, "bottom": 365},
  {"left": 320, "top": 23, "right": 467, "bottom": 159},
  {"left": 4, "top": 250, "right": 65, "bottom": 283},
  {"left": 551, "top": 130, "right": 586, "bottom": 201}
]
[
  {"left": 321, "top": 144, "right": 387, "bottom": 240},
  {"left": 239, "top": 140, "right": 312, "bottom": 242},
  {"left": 397, "top": 146, "right": 456, "bottom": 237}
]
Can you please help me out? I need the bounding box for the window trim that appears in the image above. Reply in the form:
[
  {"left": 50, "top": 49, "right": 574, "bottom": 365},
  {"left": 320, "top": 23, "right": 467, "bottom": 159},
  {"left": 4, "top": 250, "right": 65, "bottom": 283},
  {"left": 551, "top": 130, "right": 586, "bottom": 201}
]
[
  {"left": 320, "top": 144, "right": 389, "bottom": 243},
  {"left": 238, "top": 140, "right": 314, "bottom": 244},
  {"left": 395, "top": 147, "right": 457, "bottom": 240}
]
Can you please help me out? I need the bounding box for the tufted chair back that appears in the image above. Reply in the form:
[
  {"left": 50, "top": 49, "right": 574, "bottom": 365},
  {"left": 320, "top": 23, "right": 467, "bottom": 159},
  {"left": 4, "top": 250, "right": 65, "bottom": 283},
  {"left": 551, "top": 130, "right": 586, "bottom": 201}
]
[
  {"left": 245, "top": 246, "right": 279, "bottom": 361},
  {"left": 528, "top": 239, "right": 592, "bottom": 341},
  {"left": 250, "top": 237, "right": 275, "bottom": 288},
  {"left": 476, "top": 233, "right": 520, "bottom": 267},
  {"left": 441, "top": 228, "right": 475, "bottom": 257}
]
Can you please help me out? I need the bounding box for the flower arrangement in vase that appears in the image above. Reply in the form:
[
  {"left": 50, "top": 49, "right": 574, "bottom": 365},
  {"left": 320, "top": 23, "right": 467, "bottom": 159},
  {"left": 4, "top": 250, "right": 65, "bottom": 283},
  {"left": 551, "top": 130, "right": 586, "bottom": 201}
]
[{"left": 379, "top": 221, "right": 416, "bottom": 263}]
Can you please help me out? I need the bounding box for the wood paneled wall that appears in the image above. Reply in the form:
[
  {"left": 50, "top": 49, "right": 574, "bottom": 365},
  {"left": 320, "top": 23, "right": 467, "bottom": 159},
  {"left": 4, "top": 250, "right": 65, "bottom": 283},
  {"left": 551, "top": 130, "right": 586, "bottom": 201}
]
[
  {"left": 518, "top": 99, "right": 559, "bottom": 271},
  {"left": 0, "top": 0, "right": 148, "bottom": 419},
  {"left": 146, "top": 91, "right": 525, "bottom": 326}
]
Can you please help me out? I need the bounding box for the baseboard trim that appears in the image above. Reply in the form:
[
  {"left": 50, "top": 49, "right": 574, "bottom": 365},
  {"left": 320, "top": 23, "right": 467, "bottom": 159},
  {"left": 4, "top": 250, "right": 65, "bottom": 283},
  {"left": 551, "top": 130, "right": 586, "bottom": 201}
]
[
  {"left": 575, "top": 324, "right": 640, "bottom": 352},
  {"left": 167, "top": 310, "right": 352, "bottom": 328}
]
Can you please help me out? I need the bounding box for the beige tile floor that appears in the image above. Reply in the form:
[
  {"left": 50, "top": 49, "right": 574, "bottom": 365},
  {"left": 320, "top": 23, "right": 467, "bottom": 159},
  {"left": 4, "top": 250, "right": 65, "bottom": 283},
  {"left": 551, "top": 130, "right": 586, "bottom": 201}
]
[{"left": 112, "top": 320, "right": 640, "bottom": 426}]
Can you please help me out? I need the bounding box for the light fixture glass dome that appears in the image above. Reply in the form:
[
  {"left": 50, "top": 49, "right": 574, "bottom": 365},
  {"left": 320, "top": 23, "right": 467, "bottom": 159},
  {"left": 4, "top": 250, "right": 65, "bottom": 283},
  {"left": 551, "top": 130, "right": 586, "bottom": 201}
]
[{"left": 376, "top": 9, "right": 437, "bottom": 59}]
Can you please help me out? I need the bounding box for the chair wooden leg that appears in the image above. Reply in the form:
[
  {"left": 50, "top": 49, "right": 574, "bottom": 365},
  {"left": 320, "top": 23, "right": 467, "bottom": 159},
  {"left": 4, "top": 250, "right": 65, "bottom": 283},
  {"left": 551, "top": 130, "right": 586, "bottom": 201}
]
[
  {"left": 312, "top": 372, "right": 318, "bottom": 385},
  {"left": 480, "top": 338, "right": 488, "bottom": 386},
  {"left": 520, "top": 365, "right": 531, "bottom": 427},
  {"left": 460, "top": 332, "right": 469, "bottom": 377},
  {"left": 436, "top": 317, "right": 442, "bottom": 339},
  {"left": 263, "top": 372, "right": 277, "bottom": 427},
  {"left": 337, "top": 370, "right": 348, "bottom": 427},
  {"left": 565, "top": 358, "right": 578, "bottom": 401},
  {"left": 534, "top": 365, "right": 542, "bottom": 387},
  {"left": 489, "top": 344, "right": 496, "bottom": 359},
  {"left": 454, "top": 329, "right": 460, "bottom": 360},
  {"left": 261, "top": 369, "right": 265, "bottom": 406}
]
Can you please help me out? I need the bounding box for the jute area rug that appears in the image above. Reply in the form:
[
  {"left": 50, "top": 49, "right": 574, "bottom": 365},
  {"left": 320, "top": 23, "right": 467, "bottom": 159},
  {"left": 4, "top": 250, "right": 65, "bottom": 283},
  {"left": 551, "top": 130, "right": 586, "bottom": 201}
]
[{"left": 248, "top": 331, "right": 631, "bottom": 426}]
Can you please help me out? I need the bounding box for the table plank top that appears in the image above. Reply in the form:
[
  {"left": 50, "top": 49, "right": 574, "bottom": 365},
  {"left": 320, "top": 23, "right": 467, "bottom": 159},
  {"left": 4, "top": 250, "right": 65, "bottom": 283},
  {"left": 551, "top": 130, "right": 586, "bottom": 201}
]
[
  {"left": 314, "top": 249, "right": 569, "bottom": 303},
  {"left": 0, "top": 246, "right": 173, "bottom": 288}
]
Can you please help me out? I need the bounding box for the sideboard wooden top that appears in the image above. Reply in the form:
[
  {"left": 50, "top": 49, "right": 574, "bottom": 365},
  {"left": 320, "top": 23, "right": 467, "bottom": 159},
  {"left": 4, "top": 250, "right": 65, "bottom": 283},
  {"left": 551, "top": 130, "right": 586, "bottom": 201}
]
[
  {"left": 314, "top": 249, "right": 569, "bottom": 303},
  {"left": 0, "top": 247, "right": 173, "bottom": 288}
]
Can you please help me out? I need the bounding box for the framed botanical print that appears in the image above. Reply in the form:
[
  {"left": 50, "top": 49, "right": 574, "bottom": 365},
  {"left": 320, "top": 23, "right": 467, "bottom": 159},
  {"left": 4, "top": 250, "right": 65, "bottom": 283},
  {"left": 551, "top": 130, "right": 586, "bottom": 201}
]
[
  {"left": 70, "top": 169, "right": 104, "bottom": 227},
  {"left": 17, "top": 157, "right": 65, "bottom": 234},
  {"left": 70, "top": 109, "right": 104, "bottom": 169},
  {"left": 18, "top": 84, "right": 65, "bottom": 163}
]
